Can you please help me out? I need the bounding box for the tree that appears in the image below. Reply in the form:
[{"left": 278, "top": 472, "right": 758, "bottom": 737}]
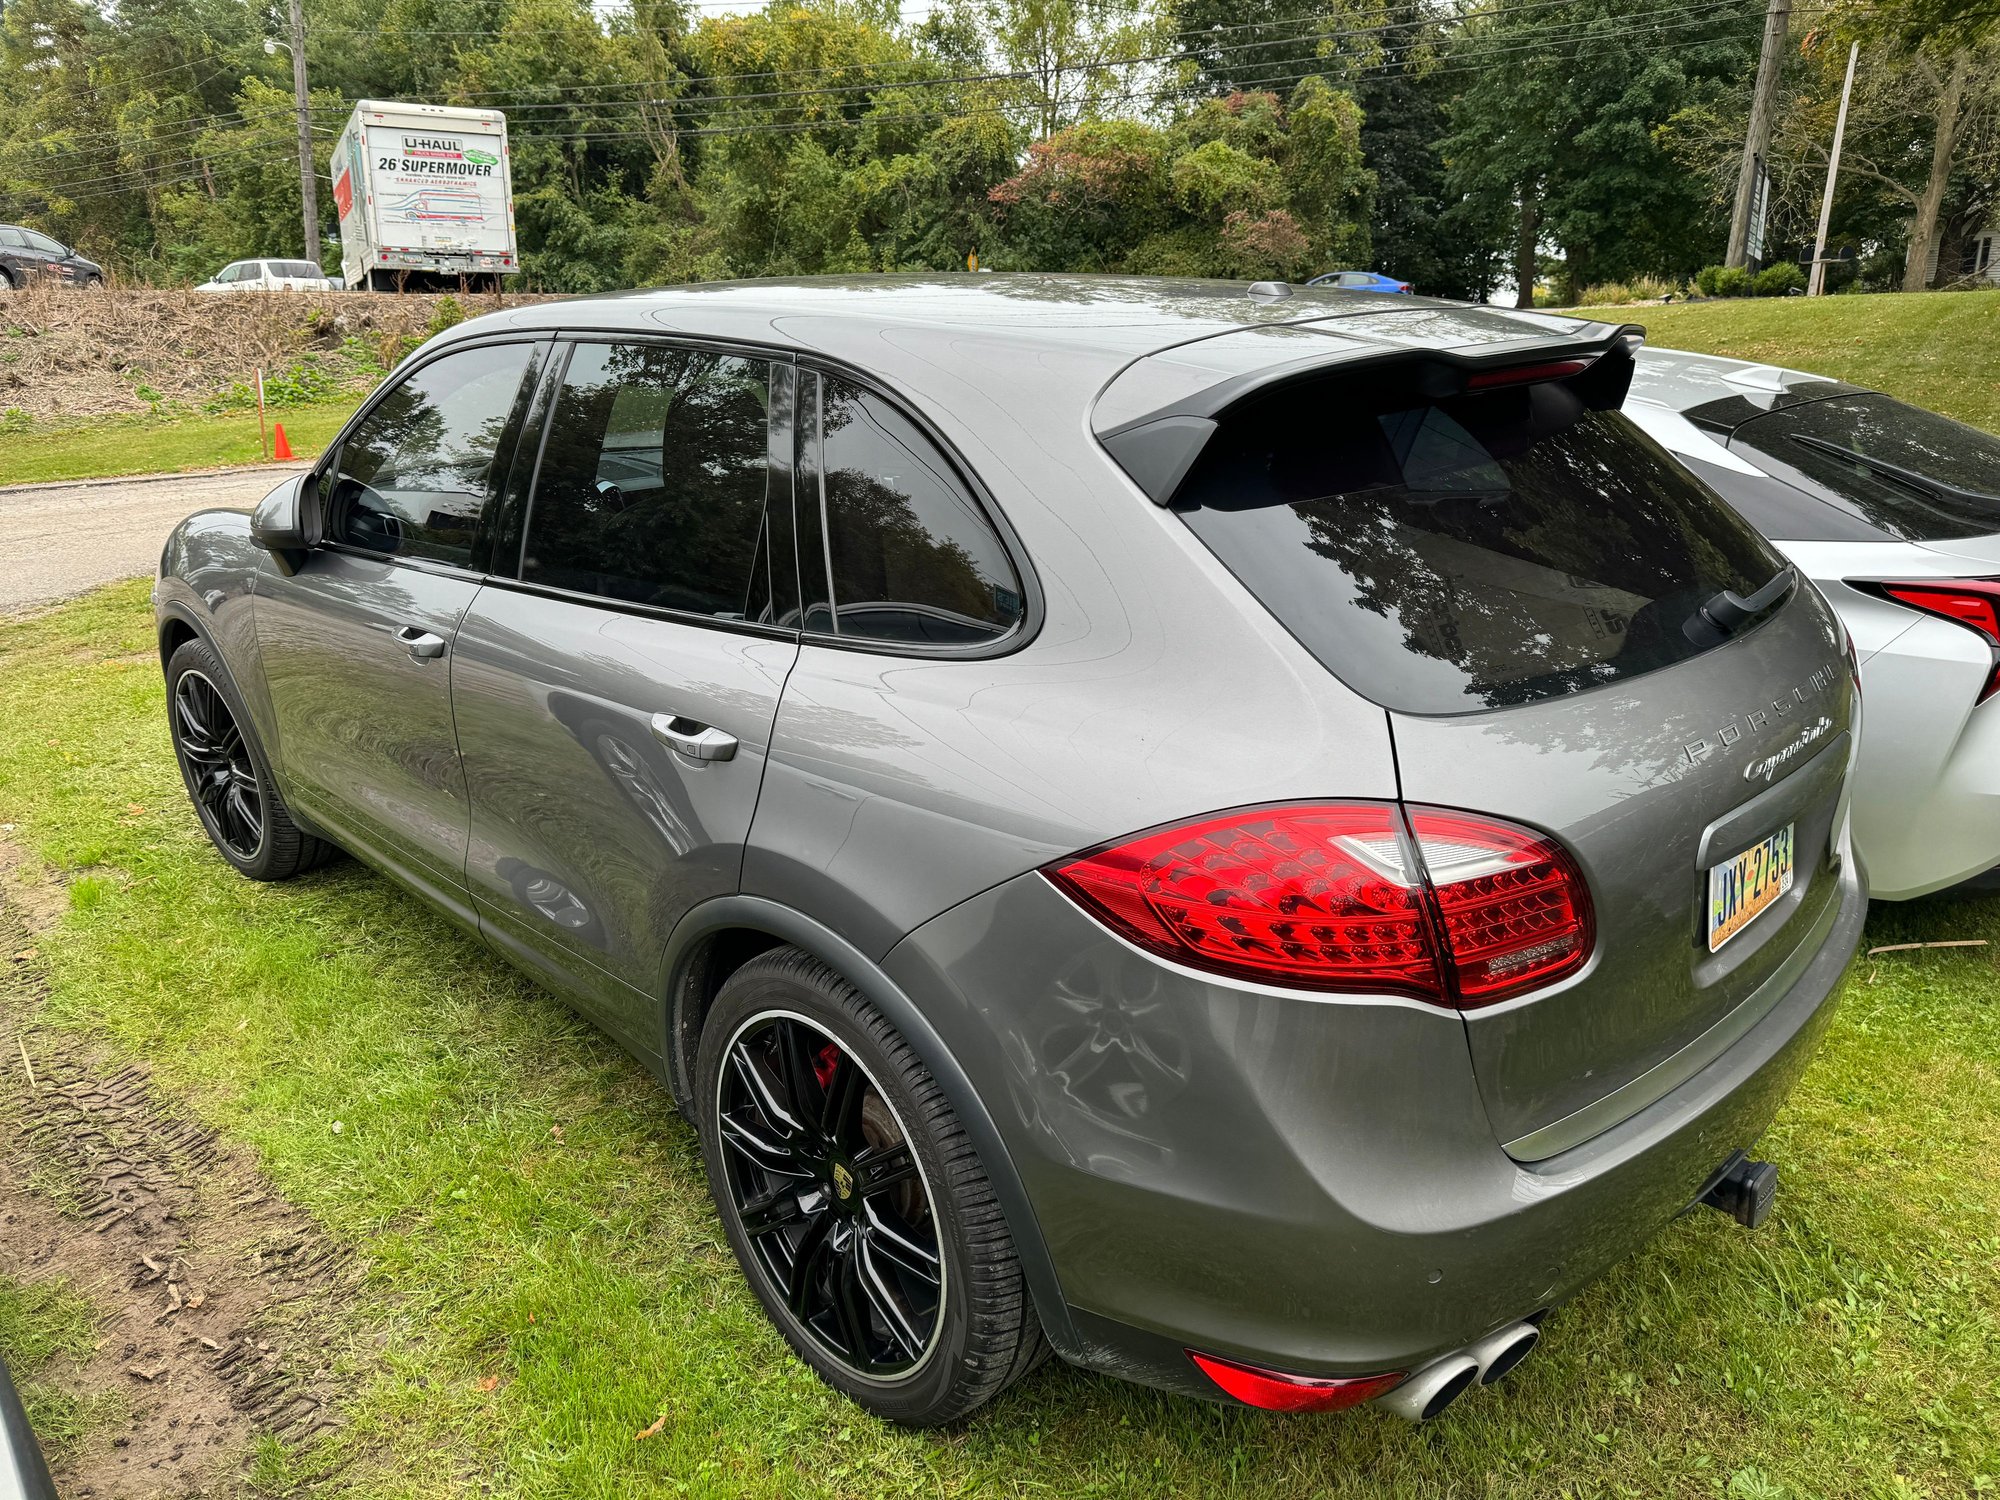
[
  {"left": 989, "top": 0, "right": 1160, "bottom": 139},
  {"left": 1445, "top": 0, "right": 1762, "bottom": 303},
  {"left": 1354, "top": 0, "right": 1494, "bottom": 295}
]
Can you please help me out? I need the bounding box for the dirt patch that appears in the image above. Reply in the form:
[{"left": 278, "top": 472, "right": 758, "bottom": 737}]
[
  {"left": 0, "top": 282, "right": 557, "bottom": 422},
  {"left": 0, "top": 870, "right": 362, "bottom": 1497},
  {"left": 0, "top": 838, "right": 68, "bottom": 934}
]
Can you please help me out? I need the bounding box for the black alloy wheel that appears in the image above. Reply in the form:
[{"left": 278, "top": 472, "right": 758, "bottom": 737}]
[
  {"left": 695, "top": 948, "right": 1047, "bottom": 1425},
  {"left": 715, "top": 1010, "right": 945, "bottom": 1379},
  {"left": 164, "top": 637, "right": 334, "bottom": 882},
  {"left": 172, "top": 669, "right": 264, "bottom": 860}
]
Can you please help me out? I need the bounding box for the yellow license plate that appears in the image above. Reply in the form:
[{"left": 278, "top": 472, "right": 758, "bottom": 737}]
[{"left": 1707, "top": 825, "right": 1795, "bottom": 952}]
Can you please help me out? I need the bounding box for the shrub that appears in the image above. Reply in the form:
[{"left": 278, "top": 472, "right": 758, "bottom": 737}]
[
  {"left": 1695, "top": 264, "right": 1752, "bottom": 297},
  {"left": 426, "top": 294, "right": 466, "bottom": 338},
  {"left": 1753, "top": 260, "right": 1806, "bottom": 296}
]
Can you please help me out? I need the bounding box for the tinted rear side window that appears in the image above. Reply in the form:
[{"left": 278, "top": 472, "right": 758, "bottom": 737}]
[
  {"left": 1177, "top": 384, "right": 1785, "bottom": 714},
  {"left": 523, "top": 342, "right": 775, "bottom": 620},
  {"left": 798, "top": 372, "right": 1023, "bottom": 646},
  {"left": 1727, "top": 393, "right": 2000, "bottom": 541}
]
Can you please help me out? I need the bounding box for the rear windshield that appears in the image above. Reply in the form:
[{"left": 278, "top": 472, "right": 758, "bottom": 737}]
[
  {"left": 1176, "top": 381, "right": 1786, "bottom": 714},
  {"left": 1724, "top": 393, "right": 2000, "bottom": 542}
]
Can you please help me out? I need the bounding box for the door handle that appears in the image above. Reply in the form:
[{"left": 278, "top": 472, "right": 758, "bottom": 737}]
[
  {"left": 650, "top": 711, "right": 738, "bottom": 763},
  {"left": 395, "top": 626, "right": 447, "bottom": 661}
]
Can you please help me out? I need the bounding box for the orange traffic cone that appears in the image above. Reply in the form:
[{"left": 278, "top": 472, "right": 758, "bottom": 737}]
[{"left": 272, "top": 423, "right": 294, "bottom": 461}]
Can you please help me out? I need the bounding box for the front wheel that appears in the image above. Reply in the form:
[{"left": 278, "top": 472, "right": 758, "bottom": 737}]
[
  {"left": 695, "top": 949, "right": 1047, "bottom": 1425},
  {"left": 166, "top": 637, "right": 334, "bottom": 881}
]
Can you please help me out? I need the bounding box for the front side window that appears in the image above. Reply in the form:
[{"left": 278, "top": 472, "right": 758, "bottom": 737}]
[
  {"left": 1726, "top": 393, "right": 2000, "bottom": 541},
  {"left": 798, "top": 372, "right": 1023, "bottom": 646},
  {"left": 23, "top": 231, "right": 63, "bottom": 255},
  {"left": 1177, "top": 381, "right": 1786, "bottom": 714},
  {"left": 522, "top": 342, "right": 774, "bottom": 620},
  {"left": 324, "top": 342, "right": 535, "bottom": 566},
  {"left": 214, "top": 263, "right": 244, "bottom": 283}
]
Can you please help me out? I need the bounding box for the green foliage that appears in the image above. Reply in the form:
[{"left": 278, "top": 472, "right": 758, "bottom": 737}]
[
  {"left": 1697, "top": 263, "right": 1753, "bottom": 297},
  {"left": 989, "top": 84, "right": 1371, "bottom": 279},
  {"left": 1753, "top": 260, "right": 1807, "bottom": 296},
  {"left": 1571, "top": 274, "right": 1682, "bottom": 305}
]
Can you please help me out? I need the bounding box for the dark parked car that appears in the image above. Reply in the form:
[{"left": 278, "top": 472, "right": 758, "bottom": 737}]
[
  {"left": 0, "top": 225, "right": 103, "bottom": 288},
  {"left": 155, "top": 276, "right": 1865, "bottom": 1427}
]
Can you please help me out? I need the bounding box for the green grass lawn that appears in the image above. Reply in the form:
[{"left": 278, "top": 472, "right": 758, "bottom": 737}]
[
  {"left": 1575, "top": 289, "right": 2000, "bottom": 436},
  {"left": 3, "top": 582, "right": 2000, "bottom": 1498},
  {"left": 0, "top": 1276, "right": 119, "bottom": 1464},
  {"left": 0, "top": 400, "right": 361, "bottom": 486}
]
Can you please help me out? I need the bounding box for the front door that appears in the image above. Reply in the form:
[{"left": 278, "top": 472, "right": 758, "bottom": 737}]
[
  {"left": 451, "top": 340, "right": 798, "bottom": 1048},
  {"left": 255, "top": 339, "right": 543, "bottom": 909}
]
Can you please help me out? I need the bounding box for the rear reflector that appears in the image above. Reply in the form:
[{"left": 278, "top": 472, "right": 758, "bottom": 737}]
[
  {"left": 1045, "top": 801, "right": 1592, "bottom": 1008},
  {"left": 1188, "top": 1350, "right": 1406, "bottom": 1412},
  {"left": 1866, "top": 578, "right": 2000, "bottom": 701}
]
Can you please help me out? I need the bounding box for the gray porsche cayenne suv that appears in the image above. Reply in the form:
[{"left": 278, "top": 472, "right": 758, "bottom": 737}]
[{"left": 155, "top": 277, "right": 1866, "bottom": 1426}]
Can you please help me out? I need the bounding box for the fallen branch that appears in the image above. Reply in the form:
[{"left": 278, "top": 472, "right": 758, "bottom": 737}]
[{"left": 1864, "top": 940, "right": 1989, "bottom": 956}]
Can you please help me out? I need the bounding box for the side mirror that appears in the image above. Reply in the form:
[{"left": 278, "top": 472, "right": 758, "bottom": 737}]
[{"left": 249, "top": 473, "right": 321, "bottom": 570}]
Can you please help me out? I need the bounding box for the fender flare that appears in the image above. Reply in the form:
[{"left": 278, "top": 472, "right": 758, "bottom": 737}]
[{"left": 658, "top": 894, "right": 1081, "bottom": 1359}]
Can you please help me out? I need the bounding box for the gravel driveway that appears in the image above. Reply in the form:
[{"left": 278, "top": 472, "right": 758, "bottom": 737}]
[{"left": 1, "top": 467, "right": 304, "bottom": 614}]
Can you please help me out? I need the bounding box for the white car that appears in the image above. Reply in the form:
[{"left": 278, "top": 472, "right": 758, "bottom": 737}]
[
  {"left": 195, "top": 258, "right": 334, "bottom": 292},
  {"left": 1626, "top": 347, "right": 2000, "bottom": 900}
]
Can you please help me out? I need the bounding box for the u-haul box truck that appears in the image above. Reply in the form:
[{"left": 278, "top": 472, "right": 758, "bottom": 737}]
[{"left": 332, "top": 100, "right": 519, "bottom": 291}]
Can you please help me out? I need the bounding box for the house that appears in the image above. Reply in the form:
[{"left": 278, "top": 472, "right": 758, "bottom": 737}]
[{"left": 1926, "top": 221, "right": 1999, "bottom": 286}]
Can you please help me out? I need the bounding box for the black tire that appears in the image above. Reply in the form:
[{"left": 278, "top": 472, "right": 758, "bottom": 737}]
[
  {"left": 165, "top": 637, "right": 335, "bottom": 882},
  {"left": 695, "top": 948, "right": 1047, "bottom": 1426}
]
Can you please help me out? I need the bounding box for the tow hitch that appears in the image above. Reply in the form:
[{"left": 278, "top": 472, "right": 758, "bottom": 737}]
[{"left": 1699, "top": 1151, "right": 1778, "bottom": 1228}]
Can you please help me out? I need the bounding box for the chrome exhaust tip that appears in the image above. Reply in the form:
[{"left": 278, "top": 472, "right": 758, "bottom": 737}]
[
  {"left": 1463, "top": 1321, "right": 1540, "bottom": 1385},
  {"left": 1368, "top": 1352, "right": 1480, "bottom": 1423}
]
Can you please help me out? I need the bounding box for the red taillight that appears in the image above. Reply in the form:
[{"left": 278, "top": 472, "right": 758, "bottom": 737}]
[
  {"left": 1407, "top": 808, "right": 1594, "bottom": 1003},
  {"left": 1045, "top": 801, "right": 1593, "bottom": 1009},
  {"left": 1188, "top": 1350, "right": 1406, "bottom": 1412},
  {"left": 1868, "top": 579, "right": 2000, "bottom": 701}
]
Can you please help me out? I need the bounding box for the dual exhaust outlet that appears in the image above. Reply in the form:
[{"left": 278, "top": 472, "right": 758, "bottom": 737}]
[{"left": 1369, "top": 1320, "right": 1541, "bottom": 1423}]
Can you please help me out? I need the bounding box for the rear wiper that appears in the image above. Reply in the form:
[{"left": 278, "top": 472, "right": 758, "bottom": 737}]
[
  {"left": 1788, "top": 432, "right": 2000, "bottom": 509},
  {"left": 1683, "top": 566, "right": 1796, "bottom": 646}
]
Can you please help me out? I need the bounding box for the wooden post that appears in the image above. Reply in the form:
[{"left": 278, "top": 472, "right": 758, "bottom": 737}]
[
  {"left": 1727, "top": 0, "right": 1791, "bottom": 269},
  {"left": 1808, "top": 44, "right": 1860, "bottom": 296}
]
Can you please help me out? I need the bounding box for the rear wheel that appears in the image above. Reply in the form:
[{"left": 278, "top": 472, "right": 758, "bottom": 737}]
[
  {"left": 695, "top": 948, "right": 1046, "bottom": 1425},
  {"left": 166, "top": 638, "right": 334, "bottom": 881}
]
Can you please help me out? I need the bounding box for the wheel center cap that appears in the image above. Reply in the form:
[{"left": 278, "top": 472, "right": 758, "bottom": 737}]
[{"left": 830, "top": 1160, "right": 855, "bottom": 1202}]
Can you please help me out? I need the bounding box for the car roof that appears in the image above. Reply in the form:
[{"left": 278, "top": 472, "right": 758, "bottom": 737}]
[
  {"left": 1628, "top": 345, "right": 1872, "bottom": 423},
  {"left": 441, "top": 274, "right": 1614, "bottom": 392}
]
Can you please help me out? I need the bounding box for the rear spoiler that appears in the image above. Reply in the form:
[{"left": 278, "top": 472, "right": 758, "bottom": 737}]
[{"left": 1096, "top": 324, "right": 1646, "bottom": 506}]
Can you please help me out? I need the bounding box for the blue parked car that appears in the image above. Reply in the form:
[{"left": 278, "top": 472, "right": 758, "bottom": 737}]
[{"left": 1309, "top": 269, "right": 1413, "bottom": 293}]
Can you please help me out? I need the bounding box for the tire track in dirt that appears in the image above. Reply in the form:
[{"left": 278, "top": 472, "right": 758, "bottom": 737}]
[{"left": 0, "top": 852, "right": 364, "bottom": 1497}]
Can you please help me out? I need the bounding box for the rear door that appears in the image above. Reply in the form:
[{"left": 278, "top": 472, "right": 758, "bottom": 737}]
[
  {"left": 1170, "top": 366, "right": 1856, "bottom": 1159},
  {"left": 255, "top": 337, "right": 545, "bottom": 906},
  {"left": 450, "top": 339, "right": 799, "bottom": 1048}
]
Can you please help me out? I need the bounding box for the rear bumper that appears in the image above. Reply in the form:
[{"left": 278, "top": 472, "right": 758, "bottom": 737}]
[{"left": 883, "top": 852, "right": 1865, "bottom": 1396}]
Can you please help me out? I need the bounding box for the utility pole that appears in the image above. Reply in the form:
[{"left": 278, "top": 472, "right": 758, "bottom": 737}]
[
  {"left": 1808, "top": 42, "right": 1860, "bottom": 296},
  {"left": 1727, "top": 0, "right": 1790, "bottom": 269},
  {"left": 287, "top": 0, "right": 317, "bottom": 265}
]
